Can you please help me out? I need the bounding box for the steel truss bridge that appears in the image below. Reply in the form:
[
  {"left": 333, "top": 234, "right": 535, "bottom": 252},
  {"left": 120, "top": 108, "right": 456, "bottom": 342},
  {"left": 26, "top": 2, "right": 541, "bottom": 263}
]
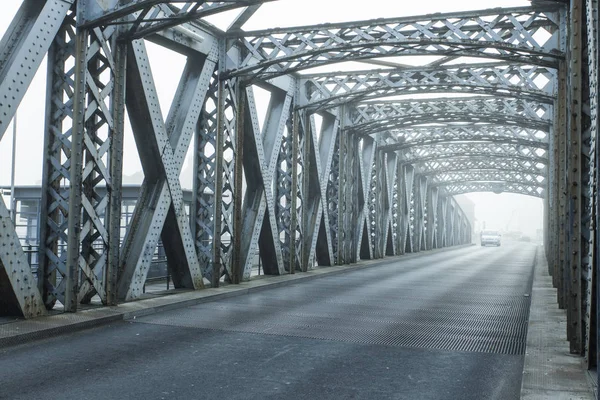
[{"left": 0, "top": 0, "right": 597, "bottom": 374}]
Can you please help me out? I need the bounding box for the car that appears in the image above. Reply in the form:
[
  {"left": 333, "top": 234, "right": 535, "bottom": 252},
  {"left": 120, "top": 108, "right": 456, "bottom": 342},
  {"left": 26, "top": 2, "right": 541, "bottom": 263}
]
[{"left": 480, "top": 230, "right": 501, "bottom": 247}]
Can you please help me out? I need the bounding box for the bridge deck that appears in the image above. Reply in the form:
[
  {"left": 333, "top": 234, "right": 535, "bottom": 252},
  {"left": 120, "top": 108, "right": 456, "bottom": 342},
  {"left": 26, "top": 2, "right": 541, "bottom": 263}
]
[{"left": 0, "top": 244, "right": 540, "bottom": 399}]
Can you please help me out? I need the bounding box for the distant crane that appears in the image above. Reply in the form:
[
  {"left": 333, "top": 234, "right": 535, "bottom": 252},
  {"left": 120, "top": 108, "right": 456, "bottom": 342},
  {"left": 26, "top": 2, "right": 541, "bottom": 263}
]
[{"left": 505, "top": 209, "right": 520, "bottom": 236}]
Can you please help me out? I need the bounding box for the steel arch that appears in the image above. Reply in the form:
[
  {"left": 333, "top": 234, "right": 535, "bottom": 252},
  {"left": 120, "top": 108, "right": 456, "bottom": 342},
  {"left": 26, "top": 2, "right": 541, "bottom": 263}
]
[
  {"left": 303, "top": 63, "right": 555, "bottom": 110},
  {"left": 228, "top": 6, "right": 563, "bottom": 79},
  {"left": 375, "top": 126, "right": 550, "bottom": 146},
  {"left": 438, "top": 181, "right": 545, "bottom": 198},
  {"left": 417, "top": 158, "right": 548, "bottom": 177}
]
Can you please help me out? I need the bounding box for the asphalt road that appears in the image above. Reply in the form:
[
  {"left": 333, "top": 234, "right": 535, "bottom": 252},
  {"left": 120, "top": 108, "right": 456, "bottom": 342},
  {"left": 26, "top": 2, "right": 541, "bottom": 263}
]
[{"left": 0, "top": 243, "right": 537, "bottom": 400}]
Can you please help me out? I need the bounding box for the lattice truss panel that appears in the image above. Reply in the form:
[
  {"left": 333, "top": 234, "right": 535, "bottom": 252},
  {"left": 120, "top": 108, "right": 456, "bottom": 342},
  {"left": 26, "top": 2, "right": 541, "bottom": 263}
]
[
  {"left": 3, "top": 1, "right": 577, "bottom": 318},
  {"left": 583, "top": 0, "right": 598, "bottom": 367},
  {"left": 79, "top": 1, "right": 271, "bottom": 38},
  {"left": 303, "top": 63, "right": 556, "bottom": 110},
  {"left": 230, "top": 6, "right": 563, "bottom": 79},
  {"left": 350, "top": 98, "right": 553, "bottom": 133}
]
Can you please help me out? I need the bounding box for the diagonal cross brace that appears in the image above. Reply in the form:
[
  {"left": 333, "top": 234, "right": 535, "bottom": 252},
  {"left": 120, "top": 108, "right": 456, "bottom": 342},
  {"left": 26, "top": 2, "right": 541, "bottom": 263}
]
[
  {"left": 0, "top": 0, "right": 74, "bottom": 141},
  {"left": 239, "top": 84, "right": 294, "bottom": 277},
  {"left": 357, "top": 137, "right": 376, "bottom": 260},
  {"left": 302, "top": 112, "right": 339, "bottom": 268},
  {"left": 118, "top": 40, "right": 216, "bottom": 300},
  {"left": 0, "top": 198, "right": 46, "bottom": 318}
]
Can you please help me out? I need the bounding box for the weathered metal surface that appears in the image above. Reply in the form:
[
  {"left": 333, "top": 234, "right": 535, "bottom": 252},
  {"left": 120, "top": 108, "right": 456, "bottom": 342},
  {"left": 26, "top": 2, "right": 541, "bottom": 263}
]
[
  {"left": 1, "top": 2, "right": 585, "bottom": 378},
  {"left": 230, "top": 6, "right": 563, "bottom": 79}
]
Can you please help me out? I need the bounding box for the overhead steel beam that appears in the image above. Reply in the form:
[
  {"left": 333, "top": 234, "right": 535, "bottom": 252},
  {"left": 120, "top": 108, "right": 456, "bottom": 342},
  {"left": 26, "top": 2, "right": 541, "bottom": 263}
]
[
  {"left": 0, "top": 0, "right": 74, "bottom": 142},
  {"left": 374, "top": 126, "right": 550, "bottom": 147},
  {"left": 439, "top": 181, "right": 546, "bottom": 197},
  {"left": 431, "top": 170, "right": 546, "bottom": 187},
  {"left": 399, "top": 142, "right": 548, "bottom": 165},
  {"left": 228, "top": 6, "right": 563, "bottom": 79},
  {"left": 303, "top": 63, "right": 556, "bottom": 111},
  {"left": 380, "top": 138, "right": 549, "bottom": 152},
  {"left": 79, "top": 1, "right": 272, "bottom": 37},
  {"left": 416, "top": 157, "right": 548, "bottom": 177},
  {"left": 349, "top": 98, "right": 553, "bottom": 134}
]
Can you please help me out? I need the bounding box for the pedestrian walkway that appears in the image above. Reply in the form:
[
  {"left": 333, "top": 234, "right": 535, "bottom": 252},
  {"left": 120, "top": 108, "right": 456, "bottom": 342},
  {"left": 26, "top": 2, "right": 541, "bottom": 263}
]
[{"left": 520, "top": 249, "right": 596, "bottom": 399}]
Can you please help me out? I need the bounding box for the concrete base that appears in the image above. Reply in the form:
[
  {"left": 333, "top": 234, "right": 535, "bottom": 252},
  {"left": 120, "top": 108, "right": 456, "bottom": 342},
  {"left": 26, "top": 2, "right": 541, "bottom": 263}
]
[{"left": 520, "top": 248, "right": 596, "bottom": 399}]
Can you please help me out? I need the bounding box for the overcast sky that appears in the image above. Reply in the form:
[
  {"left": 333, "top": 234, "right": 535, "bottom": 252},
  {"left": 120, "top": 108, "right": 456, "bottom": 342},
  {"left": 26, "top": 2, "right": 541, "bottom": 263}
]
[{"left": 0, "top": 0, "right": 543, "bottom": 237}]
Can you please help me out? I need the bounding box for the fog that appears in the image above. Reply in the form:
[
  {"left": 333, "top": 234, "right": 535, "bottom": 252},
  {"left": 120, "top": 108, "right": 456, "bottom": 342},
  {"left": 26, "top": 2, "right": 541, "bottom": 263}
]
[{"left": 0, "top": 0, "right": 542, "bottom": 236}]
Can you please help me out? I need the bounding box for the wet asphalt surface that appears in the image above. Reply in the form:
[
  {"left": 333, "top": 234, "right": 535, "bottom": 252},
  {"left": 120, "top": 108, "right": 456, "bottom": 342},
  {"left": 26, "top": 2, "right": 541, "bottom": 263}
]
[{"left": 0, "top": 243, "right": 536, "bottom": 400}]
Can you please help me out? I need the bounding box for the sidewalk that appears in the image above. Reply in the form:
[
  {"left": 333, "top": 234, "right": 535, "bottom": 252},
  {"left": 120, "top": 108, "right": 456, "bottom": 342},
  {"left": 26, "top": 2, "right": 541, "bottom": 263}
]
[
  {"left": 520, "top": 248, "right": 597, "bottom": 399},
  {"left": 0, "top": 245, "right": 471, "bottom": 347}
]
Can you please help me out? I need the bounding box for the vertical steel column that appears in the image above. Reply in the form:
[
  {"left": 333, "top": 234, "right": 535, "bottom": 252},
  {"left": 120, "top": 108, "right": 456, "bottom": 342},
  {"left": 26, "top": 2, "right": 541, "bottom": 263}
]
[
  {"left": 38, "top": 8, "right": 77, "bottom": 309},
  {"left": 437, "top": 196, "right": 448, "bottom": 249},
  {"left": 337, "top": 109, "right": 358, "bottom": 265},
  {"left": 384, "top": 152, "right": 398, "bottom": 256},
  {"left": 567, "top": 0, "right": 584, "bottom": 354},
  {"left": 231, "top": 79, "right": 246, "bottom": 284},
  {"left": 328, "top": 123, "right": 341, "bottom": 264},
  {"left": 427, "top": 187, "right": 439, "bottom": 250},
  {"left": 212, "top": 39, "right": 227, "bottom": 287},
  {"left": 398, "top": 165, "right": 415, "bottom": 254},
  {"left": 336, "top": 112, "right": 348, "bottom": 265},
  {"left": 557, "top": 60, "right": 569, "bottom": 310},
  {"left": 585, "top": 0, "right": 599, "bottom": 368},
  {"left": 350, "top": 134, "right": 360, "bottom": 262},
  {"left": 393, "top": 161, "right": 403, "bottom": 254},
  {"left": 106, "top": 30, "right": 126, "bottom": 306},
  {"left": 275, "top": 95, "right": 303, "bottom": 272},
  {"left": 290, "top": 104, "right": 300, "bottom": 274},
  {"left": 359, "top": 136, "right": 375, "bottom": 260},
  {"left": 413, "top": 175, "right": 427, "bottom": 252},
  {"left": 374, "top": 146, "right": 386, "bottom": 259},
  {"left": 64, "top": 29, "right": 88, "bottom": 312}
]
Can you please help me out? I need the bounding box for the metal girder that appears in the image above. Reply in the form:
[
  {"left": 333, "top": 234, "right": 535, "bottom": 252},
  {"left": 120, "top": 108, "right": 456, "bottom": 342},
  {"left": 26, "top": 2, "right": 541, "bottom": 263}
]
[
  {"left": 236, "top": 83, "right": 294, "bottom": 278},
  {"left": 48, "top": 21, "right": 127, "bottom": 311},
  {"left": 349, "top": 98, "right": 553, "bottom": 134},
  {"left": 412, "top": 175, "right": 428, "bottom": 252},
  {"left": 426, "top": 187, "right": 439, "bottom": 250},
  {"left": 229, "top": 6, "right": 563, "bottom": 79},
  {"left": 439, "top": 181, "right": 546, "bottom": 197},
  {"left": 375, "top": 126, "right": 550, "bottom": 147},
  {"left": 337, "top": 117, "right": 361, "bottom": 264},
  {"left": 0, "top": 197, "right": 46, "bottom": 318},
  {"left": 301, "top": 111, "right": 339, "bottom": 270},
  {"left": 417, "top": 157, "right": 548, "bottom": 177},
  {"left": 118, "top": 40, "right": 214, "bottom": 300},
  {"left": 193, "top": 42, "right": 241, "bottom": 287},
  {"left": 79, "top": 1, "right": 271, "bottom": 38},
  {"left": 303, "top": 63, "right": 556, "bottom": 111},
  {"left": 358, "top": 137, "right": 376, "bottom": 260},
  {"left": 0, "top": 0, "right": 74, "bottom": 141},
  {"left": 584, "top": 0, "right": 599, "bottom": 370},
  {"left": 431, "top": 170, "right": 546, "bottom": 187},
  {"left": 381, "top": 137, "right": 548, "bottom": 153},
  {"left": 396, "top": 164, "right": 415, "bottom": 254},
  {"left": 399, "top": 142, "right": 548, "bottom": 165}
]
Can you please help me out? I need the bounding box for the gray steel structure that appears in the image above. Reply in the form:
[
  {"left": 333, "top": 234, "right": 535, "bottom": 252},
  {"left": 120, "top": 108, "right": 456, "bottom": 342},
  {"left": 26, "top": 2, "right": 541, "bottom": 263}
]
[{"left": 0, "top": 0, "right": 597, "bottom": 378}]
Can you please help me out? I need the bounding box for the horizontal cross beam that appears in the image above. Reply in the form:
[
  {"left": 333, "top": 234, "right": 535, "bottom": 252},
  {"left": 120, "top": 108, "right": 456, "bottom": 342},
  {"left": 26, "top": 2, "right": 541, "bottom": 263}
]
[{"left": 229, "top": 6, "right": 563, "bottom": 79}]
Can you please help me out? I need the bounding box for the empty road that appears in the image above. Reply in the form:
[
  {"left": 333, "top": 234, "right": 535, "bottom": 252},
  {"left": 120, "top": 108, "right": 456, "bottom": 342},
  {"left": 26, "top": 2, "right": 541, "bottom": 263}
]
[{"left": 0, "top": 243, "right": 537, "bottom": 400}]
